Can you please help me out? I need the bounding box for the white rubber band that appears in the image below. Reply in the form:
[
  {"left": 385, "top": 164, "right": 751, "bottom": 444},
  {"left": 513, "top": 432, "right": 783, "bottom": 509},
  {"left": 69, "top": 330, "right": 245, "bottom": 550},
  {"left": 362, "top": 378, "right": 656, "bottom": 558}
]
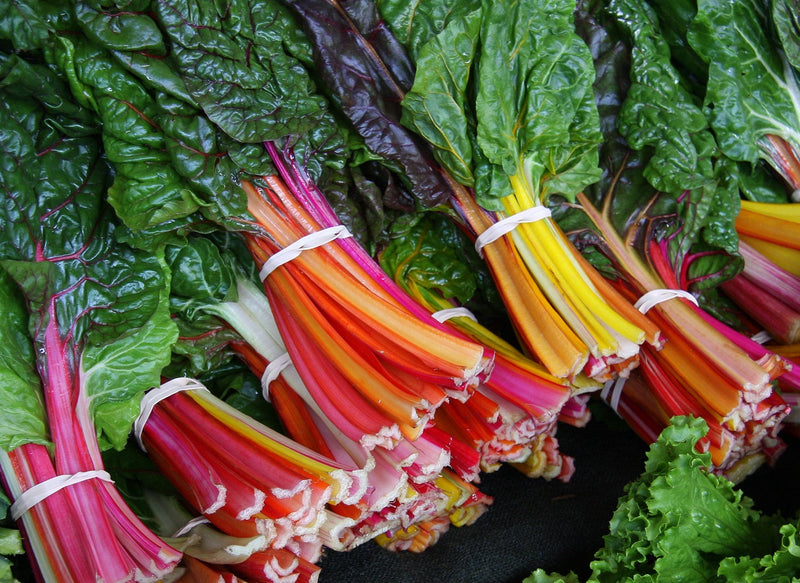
[
  {"left": 134, "top": 377, "right": 209, "bottom": 452},
  {"left": 600, "top": 377, "right": 626, "bottom": 414},
  {"left": 10, "top": 470, "right": 114, "bottom": 520},
  {"left": 749, "top": 330, "right": 772, "bottom": 345},
  {"left": 430, "top": 307, "right": 478, "bottom": 323},
  {"left": 634, "top": 289, "right": 698, "bottom": 314},
  {"left": 474, "top": 206, "right": 551, "bottom": 256},
  {"left": 259, "top": 225, "right": 353, "bottom": 281},
  {"left": 261, "top": 352, "right": 293, "bottom": 400},
  {"left": 172, "top": 515, "right": 213, "bottom": 538}
]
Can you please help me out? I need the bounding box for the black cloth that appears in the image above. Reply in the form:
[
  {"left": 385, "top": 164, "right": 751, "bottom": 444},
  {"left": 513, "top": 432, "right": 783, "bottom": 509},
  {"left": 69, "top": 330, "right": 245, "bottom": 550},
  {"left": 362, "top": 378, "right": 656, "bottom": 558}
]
[{"left": 318, "top": 410, "right": 800, "bottom": 583}]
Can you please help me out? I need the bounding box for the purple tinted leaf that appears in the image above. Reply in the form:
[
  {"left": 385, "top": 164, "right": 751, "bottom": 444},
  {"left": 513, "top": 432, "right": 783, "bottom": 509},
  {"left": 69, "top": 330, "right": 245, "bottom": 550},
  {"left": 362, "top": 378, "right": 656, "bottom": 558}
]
[{"left": 282, "top": 0, "right": 455, "bottom": 207}]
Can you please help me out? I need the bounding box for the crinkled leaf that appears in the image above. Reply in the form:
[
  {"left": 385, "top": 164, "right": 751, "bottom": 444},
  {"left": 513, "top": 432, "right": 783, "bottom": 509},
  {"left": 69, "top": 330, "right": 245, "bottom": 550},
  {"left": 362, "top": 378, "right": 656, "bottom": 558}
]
[
  {"left": 688, "top": 0, "right": 800, "bottom": 172},
  {"left": 401, "top": 0, "right": 601, "bottom": 209},
  {"left": 717, "top": 523, "right": 800, "bottom": 581},
  {"left": 610, "top": 0, "right": 715, "bottom": 196},
  {"left": 575, "top": 0, "right": 659, "bottom": 236},
  {"left": 475, "top": 0, "right": 601, "bottom": 204},
  {"left": 605, "top": 0, "right": 741, "bottom": 292},
  {"left": 166, "top": 235, "right": 238, "bottom": 319},
  {"left": 643, "top": 0, "right": 706, "bottom": 95},
  {"left": 74, "top": 1, "right": 195, "bottom": 104},
  {"left": 380, "top": 211, "right": 479, "bottom": 304},
  {"left": 379, "top": 209, "right": 508, "bottom": 333},
  {"left": 377, "top": 0, "right": 481, "bottom": 62},
  {"left": 46, "top": 35, "right": 208, "bottom": 231},
  {"left": 0, "top": 0, "right": 70, "bottom": 51},
  {"left": 281, "top": 0, "right": 455, "bottom": 207},
  {"left": 82, "top": 295, "right": 177, "bottom": 451},
  {"left": 523, "top": 570, "right": 581, "bottom": 583},
  {"left": 401, "top": 6, "right": 482, "bottom": 187},
  {"left": 0, "top": 77, "right": 177, "bottom": 451},
  {"left": 156, "top": 0, "right": 326, "bottom": 144},
  {"left": 582, "top": 416, "right": 798, "bottom": 583},
  {"left": 736, "top": 160, "right": 790, "bottom": 203}
]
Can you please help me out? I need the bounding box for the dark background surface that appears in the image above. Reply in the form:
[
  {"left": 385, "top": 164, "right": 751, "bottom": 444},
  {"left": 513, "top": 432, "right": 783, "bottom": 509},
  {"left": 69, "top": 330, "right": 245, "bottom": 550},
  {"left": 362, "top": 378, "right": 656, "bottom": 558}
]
[{"left": 317, "top": 403, "right": 800, "bottom": 583}]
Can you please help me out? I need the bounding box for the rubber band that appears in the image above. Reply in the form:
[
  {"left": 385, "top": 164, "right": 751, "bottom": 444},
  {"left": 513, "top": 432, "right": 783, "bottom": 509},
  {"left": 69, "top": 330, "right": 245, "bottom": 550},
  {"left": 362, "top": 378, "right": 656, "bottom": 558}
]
[
  {"left": 474, "top": 206, "right": 552, "bottom": 256},
  {"left": 172, "top": 515, "right": 212, "bottom": 538},
  {"left": 134, "top": 377, "right": 209, "bottom": 452},
  {"left": 750, "top": 330, "right": 772, "bottom": 345},
  {"left": 430, "top": 307, "right": 478, "bottom": 323},
  {"left": 259, "top": 225, "right": 353, "bottom": 281},
  {"left": 10, "top": 470, "right": 114, "bottom": 521},
  {"left": 600, "top": 377, "right": 626, "bottom": 415},
  {"left": 261, "top": 352, "right": 293, "bottom": 400},
  {"left": 634, "top": 289, "right": 698, "bottom": 314}
]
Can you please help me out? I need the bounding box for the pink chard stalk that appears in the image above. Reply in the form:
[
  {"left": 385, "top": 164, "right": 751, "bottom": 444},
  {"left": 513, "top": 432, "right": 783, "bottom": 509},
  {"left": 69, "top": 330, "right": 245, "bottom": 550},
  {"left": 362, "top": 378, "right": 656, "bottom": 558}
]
[{"left": 0, "top": 92, "right": 181, "bottom": 580}]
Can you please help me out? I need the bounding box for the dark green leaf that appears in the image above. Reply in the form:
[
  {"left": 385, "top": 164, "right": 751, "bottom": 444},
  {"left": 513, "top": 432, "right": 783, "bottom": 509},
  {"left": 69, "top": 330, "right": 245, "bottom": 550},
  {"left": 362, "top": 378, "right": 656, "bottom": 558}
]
[
  {"left": 773, "top": 0, "right": 800, "bottom": 72},
  {"left": 0, "top": 269, "right": 47, "bottom": 452},
  {"left": 156, "top": 0, "right": 326, "bottom": 144},
  {"left": 688, "top": 0, "right": 800, "bottom": 172}
]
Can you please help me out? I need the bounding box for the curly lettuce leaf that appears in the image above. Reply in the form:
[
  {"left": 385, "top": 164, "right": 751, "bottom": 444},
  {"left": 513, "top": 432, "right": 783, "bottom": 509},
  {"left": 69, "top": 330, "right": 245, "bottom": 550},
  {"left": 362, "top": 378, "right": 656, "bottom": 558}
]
[{"left": 525, "top": 416, "right": 800, "bottom": 582}]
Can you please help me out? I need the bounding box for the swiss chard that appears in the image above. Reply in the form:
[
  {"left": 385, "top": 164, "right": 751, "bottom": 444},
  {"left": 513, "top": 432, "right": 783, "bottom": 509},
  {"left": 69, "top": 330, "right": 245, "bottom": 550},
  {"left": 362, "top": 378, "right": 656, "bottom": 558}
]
[{"left": 0, "top": 54, "right": 181, "bottom": 580}]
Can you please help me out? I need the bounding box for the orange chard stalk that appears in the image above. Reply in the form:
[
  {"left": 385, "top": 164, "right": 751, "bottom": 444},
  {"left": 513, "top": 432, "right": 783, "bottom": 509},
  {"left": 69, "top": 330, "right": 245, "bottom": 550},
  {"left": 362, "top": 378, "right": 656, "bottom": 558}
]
[{"left": 242, "top": 180, "right": 493, "bottom": 387}]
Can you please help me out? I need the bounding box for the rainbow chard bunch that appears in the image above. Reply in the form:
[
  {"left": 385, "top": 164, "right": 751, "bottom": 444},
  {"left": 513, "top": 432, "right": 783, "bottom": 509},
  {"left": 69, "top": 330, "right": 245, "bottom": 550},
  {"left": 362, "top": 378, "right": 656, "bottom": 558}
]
[
  {"left": 133, "top": 377, "right": 365, "bottom": 582},
  {"left": 561, "top": 0, "right": 792, "bottom": 480},
  {"left": 277, "top": 0, "right": 659, "bottom": 384},
  {"left": 162, "top": 150, "right": 574, "bottom": 556},
  {"left": 0, "top": 57, "right": 182, "bottom": 580}
]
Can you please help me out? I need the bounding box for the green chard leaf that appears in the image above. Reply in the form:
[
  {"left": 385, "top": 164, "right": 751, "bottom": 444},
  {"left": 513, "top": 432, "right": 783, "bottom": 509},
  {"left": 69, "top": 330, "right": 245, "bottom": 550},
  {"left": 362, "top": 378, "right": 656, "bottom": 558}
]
[
  {"left": 400, "top": 6, "right": 482, "bottom": 188},
  {"left": 379, "top": 209, "right": 508, "bottom": 335},
  {"left": 475, "top": 0, "right": 601, "bottom": 203},
  {"left": 610, "top": 0, "right": 715, "bottom": 197},
  {"left": 0, "top": 0, "right": 71, "bottom": 52},
  {"left": 0, "top": 269, "right": 47, "bottom": 452},
  {"left": 773, "top": 0, "right": 800, "bottom": 73},
  {"left": 155, "top": 0, "right": 327, "bottom": 143},
  {"left": 688, "top": 0, "right": 800, "bottom": 191},
  {"left": 401, "top": 0, "right": 602, "bottom": 210},
  {"left": 377, "top": 0, "right": 481, "bottom": 63},
  {"left": 603, "top": 0, "right": 741, "bottom": 292}
]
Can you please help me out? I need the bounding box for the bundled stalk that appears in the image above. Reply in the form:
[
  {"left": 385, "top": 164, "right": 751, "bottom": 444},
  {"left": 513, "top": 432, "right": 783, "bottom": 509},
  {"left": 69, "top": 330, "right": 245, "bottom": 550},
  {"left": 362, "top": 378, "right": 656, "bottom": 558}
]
[
  {"left": 577, "top": 192, "right": 790, "bottom": 479},
  {"left": 133, "top": 378, "right": 370, "bottom": 581}
]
